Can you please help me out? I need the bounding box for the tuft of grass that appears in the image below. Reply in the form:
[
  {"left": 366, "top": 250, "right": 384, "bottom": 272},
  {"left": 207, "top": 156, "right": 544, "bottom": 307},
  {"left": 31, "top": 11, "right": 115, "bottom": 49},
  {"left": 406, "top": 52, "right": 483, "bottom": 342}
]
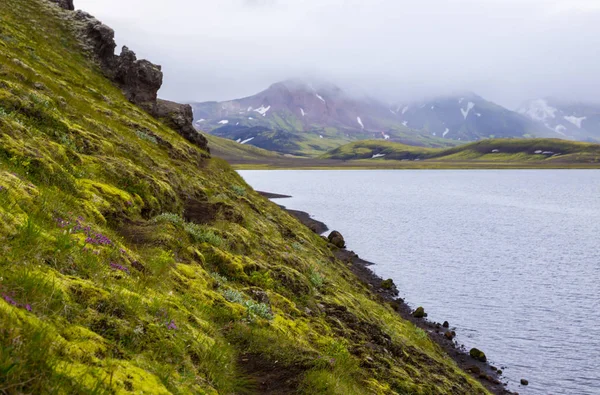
[
  {"left": 184, "top": 223, "right": 222, "bottom": 246},
  {"left": 135, "top": 129, "right": 158, "bottom": 144},
  {"left": 152, "top": 213, "right": 185, "bottom": 227},
  {"left": 231, "top": 185, "right": 246, "bottom": 196}
]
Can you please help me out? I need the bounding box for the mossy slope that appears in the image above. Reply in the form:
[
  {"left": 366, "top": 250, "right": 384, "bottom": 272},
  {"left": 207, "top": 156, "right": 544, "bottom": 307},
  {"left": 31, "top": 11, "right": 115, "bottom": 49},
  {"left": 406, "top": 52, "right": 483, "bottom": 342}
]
[{"left": 0, "top": 1, "right": 488, "bottom": 394}]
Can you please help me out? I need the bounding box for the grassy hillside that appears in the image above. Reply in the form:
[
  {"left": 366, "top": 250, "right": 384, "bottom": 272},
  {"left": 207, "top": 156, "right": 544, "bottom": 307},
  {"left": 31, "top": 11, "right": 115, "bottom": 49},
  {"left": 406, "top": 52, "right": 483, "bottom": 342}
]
[
  {"left": 323, "top": 138, "right": 600, "bottom": 164},
  {"left": 0, "top": 0, "right": 489, "bottom": 394}
]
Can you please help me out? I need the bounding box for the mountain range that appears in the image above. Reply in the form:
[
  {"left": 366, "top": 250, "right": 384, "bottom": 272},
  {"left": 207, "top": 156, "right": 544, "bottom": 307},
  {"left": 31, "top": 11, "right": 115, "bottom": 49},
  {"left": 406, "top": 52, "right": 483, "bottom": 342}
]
[
  {"left": 518, "top": 98, "right": 600, "bottom": 142},
  {"left": 191, "top": 80, "right": 600, "bottom": 155}
]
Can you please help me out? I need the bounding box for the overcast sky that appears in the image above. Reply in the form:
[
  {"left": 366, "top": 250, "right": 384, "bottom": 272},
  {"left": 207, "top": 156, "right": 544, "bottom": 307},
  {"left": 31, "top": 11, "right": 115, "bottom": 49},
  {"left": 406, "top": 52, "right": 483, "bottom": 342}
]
[{"left": 78, "top": 0, "right": 600, "bottom": 108}]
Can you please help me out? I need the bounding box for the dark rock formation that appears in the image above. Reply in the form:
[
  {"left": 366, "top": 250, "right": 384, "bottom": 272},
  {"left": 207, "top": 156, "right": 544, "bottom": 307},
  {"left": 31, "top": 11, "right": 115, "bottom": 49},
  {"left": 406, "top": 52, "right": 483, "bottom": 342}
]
[
  {"left": 72, "top": 11, "right": 116, "bottom": 69},
  {"left": 49, "top": 0, "right": 74, "bottom": 10},
  {"left": 520, "top": 379, "right": 529, "bottom": 386},
  {"left": 155, "top": 99, "right": 208, "bottom": 152},
  {"left": 412, "top": 306, "right": 425, "bottom": 318},
  {"left": 114, "top": 47, "right": 163, "bottom": 112},
  {"left": 442, "top": 320, "right": 449, "bottom": 328},
  {"left": 68, "top": 10, "right": 209, "bottom": 152},
  {"left": 328, "top": 231, "right": 345, "bottom": 248}
]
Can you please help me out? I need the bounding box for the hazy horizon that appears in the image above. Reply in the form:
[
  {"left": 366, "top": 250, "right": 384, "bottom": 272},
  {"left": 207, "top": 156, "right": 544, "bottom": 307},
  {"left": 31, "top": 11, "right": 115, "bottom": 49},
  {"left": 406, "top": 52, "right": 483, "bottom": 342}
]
[{"left": 78, "top": 0, "right": 600, "bottom": 109}]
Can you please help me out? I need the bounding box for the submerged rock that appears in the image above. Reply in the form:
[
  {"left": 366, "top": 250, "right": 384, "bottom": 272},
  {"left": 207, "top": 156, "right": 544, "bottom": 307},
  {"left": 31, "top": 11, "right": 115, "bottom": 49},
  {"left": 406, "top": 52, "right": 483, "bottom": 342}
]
[
  {"left": 328, "top": 231, "right": 345, "bottom": 248},
  {"left": 413, "top": 306, "right": 425, "bottom": 318},
  {"left": 520, "top": 379, "right": 529, "bottom": 386},
  {"left": 469, "top": 348, "right": 487, "bottom": 362}
]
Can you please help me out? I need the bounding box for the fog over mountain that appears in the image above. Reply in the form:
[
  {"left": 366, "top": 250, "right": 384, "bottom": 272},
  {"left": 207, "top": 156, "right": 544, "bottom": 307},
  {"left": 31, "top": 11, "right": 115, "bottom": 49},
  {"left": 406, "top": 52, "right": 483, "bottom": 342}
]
[{"left": 79, "top": 0, "right": 600, "bottom": 108}]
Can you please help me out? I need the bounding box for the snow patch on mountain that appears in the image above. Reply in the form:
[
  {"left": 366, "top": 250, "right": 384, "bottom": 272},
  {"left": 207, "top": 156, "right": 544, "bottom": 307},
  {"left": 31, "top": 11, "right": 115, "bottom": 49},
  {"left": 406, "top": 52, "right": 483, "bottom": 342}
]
[
  {"left": 519, "top": 99, "right": 557, "bottom": 122},
  {"left": 254, "top": 105, "right": 271, "bottom": 116},
  {"left": 357, "top": 116, "right": 364, "bottom": 129},
  {"left": 372, "top": 153, "right": 386, "bottom": 159},
  {"left": 443, "top": 128, "right": 450, "bottom": 137},
  {"left": 218, "top": 120, "right": 229, "bottom": 125},
  {"left": 300, "top": 108, "right": 305, "bottom": 117},
  {"left": 316, "top": 94, "right": 326, "bottom": 103},
  {"left": 461, "top": 102, "right": 475, "bottom": 119},
  {"left": 240, "top": 137, "right": 255, "bottom": 145},
  {"left": 402, "top": 106, "right": 409, "bottom": 114},
  {"left": 564, "top": 115, "right": 586, "bottom": 128},
  {"left": 555, "top": 125, "right": 567, "bottom": 135}
]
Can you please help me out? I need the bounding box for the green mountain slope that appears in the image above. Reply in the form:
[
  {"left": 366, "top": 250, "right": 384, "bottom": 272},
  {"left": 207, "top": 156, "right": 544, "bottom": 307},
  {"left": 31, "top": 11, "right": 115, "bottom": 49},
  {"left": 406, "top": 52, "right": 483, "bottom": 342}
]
[
  {"left": 0, "top": 0, "right": 489, "bottom": 394},
  {"left": 323, "top": 138, "right": 600, "bottom": 164}
]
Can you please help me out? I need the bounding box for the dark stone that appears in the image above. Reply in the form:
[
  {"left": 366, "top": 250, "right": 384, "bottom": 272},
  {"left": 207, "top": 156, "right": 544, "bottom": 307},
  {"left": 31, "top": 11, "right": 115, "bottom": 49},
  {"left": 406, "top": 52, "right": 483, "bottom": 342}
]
[
  {"left": 442, "top": 321, "right": 449, "bottom": 328},
  {"left": 327, "top": 231, "right": 345, "bottom": 248},
  {"left": 412, "top": 306, "right": 425, "bottom": 318},
  {"left": 49, "top": 0, "right": 74, "bottom": 10},
  {"left": 520, "top": 379, "right": 529, "bottom": 386},
  {"left": 155, "top": 99, "right": 209, "bottom": 151},
  {"left": 469, "top": 348, "right": 487, "bottom": 362}
]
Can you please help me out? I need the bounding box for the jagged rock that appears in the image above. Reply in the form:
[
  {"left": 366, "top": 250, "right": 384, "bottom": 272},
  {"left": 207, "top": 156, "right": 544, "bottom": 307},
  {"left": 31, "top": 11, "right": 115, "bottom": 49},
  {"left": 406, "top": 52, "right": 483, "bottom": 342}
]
[
  {"left": 49, "top": 0, "right": 74, "bottom": 10},
  {"left": 328, "top": 231, "right": 345, "bottom": 248},
  {"left": 442, "top": 321, "right": 449, "bottom": 328},
  {"left": 444, "top": 330, "right": 456, "bottom": 340},
  {"left": 155, "top": 99, "right": 209, "bottom": 151},
  {"left": 72, "top": 11, "right": 117, "bottom": 69},
  {"left": 114, "top": 47, "right": 163, "bottom": 111}
]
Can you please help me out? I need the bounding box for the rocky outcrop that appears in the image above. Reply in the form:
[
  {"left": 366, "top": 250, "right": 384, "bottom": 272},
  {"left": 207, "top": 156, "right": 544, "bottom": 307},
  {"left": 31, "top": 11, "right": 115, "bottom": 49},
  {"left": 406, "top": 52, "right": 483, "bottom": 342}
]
[
  {"left": 114, "top": 47, "right": 163, "bottom": 112},
  {"left": 49, "top": 0, "right": 74, "bottom": 10},
  {"left": 66, "top": 6, "right": 209, "bottom": 152},
  {"left": 155, "top": 99, "right": 209, "bottom": 152},
  {"left": 71, "top": 11, "right": 116, "bottom": 69}
]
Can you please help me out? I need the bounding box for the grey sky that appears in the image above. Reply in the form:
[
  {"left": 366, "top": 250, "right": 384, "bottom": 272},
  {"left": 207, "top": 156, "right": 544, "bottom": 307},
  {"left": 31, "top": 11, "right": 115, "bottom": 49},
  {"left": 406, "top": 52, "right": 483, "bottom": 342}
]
[{"left": 78, "top": 0, "right": 600, "bottom": 108}]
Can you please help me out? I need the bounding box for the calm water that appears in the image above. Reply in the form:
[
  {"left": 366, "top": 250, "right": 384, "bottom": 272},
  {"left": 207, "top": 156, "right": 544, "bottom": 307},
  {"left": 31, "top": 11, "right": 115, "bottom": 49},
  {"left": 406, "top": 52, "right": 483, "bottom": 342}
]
[{"left": 239, "top": 170, "right": 600, "bottom": 395}]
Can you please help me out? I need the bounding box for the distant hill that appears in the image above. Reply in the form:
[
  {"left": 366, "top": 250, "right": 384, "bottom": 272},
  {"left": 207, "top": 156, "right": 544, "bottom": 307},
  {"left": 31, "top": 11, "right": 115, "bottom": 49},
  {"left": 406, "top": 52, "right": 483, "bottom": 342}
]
[
  {"left": 518, "top": 98, "right": 600, "bottom": 142},
  {"left": 391, "top": 93, "right": 556, "bottom": 141},
  {"left": 323, "top": 138, "right": 600, "bottom": 164}
]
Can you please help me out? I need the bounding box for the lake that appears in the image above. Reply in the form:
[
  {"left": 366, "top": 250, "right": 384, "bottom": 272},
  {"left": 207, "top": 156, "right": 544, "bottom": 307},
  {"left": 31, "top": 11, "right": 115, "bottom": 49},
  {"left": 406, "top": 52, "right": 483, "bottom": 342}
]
[{"left": 238, "top": 169, "right": 600, "bottom": 395}]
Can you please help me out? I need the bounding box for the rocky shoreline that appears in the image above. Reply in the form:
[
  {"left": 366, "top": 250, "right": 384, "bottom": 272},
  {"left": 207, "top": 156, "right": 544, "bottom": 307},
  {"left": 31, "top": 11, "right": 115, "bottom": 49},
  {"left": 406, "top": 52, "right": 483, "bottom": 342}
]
[{"left": 259, "top": 191, "right": 516, "bottom": 395}]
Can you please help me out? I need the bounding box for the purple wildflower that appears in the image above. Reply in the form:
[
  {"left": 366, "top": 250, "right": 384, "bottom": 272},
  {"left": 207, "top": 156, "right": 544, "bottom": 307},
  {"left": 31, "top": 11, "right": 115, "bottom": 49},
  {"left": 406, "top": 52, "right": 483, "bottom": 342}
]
[
  {"left": 85, "top": 233, "right": 112, "bottom": 246},
  {"left": 2, "top": 294, "right": 31, "bottom": 312},
  {"left": 2, "top": 294, "right": 17, "bottom": 306},
  {"left": 110, "top": 262, "right": 130, "bottom": 274},
  {"left": 0, "top": 185, "right": 5, "bottom": 192},
  {"left": 167, "top": 320, "right": 177, "bottom": 330}
]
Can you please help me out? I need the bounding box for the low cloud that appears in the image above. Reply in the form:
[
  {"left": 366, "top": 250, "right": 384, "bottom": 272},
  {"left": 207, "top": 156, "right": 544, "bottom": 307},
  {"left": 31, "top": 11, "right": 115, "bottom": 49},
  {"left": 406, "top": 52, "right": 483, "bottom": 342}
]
[{"left": 78, "top": 0, "right": 600, "bottom": 108}]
